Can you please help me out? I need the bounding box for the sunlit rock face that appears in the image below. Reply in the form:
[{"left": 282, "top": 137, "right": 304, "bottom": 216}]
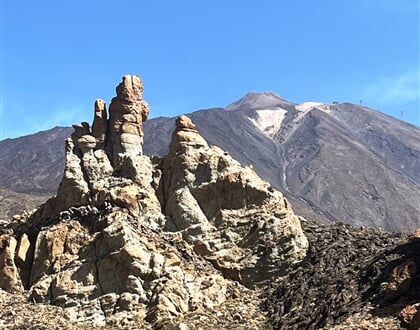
[{"left": 0, "top": 75, "right": 308, "bottom": 327}]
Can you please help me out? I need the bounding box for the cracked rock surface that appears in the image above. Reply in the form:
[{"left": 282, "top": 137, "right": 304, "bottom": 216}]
[{"left": 0, "top": 75, "right": 307, "bottom": 328}]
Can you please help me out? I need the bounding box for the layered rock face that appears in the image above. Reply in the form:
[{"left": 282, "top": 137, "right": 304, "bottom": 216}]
[
  {"left": 161, "top": 115, "right": 308, "bottom": 285},
  {"left": 108, "top": 75, "right": 150, "bottom": 167},
  {"left": 0, "top": 75, "right": 308, "bottom": 326}
]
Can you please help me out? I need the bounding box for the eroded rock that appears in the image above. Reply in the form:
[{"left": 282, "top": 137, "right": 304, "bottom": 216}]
[
  {"left": 109, "top": 75, "right": 149, "bottom": 167},
  {"left": 0, "top": 75, "right": 308, "bottom": 327},
  {"left": 161, "top": 114, "right": 308, "bottom": 286}
]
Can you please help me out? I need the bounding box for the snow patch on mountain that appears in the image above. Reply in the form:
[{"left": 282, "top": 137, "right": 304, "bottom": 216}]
[
  {"left": 247, "top": 108, "right": 288, "bottom": 137},
  {"left": 296, "top": 102, "right": 324, "bottom": 112}
]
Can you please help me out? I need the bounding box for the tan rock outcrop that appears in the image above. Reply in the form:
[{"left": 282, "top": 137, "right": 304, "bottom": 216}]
[
  {"left": 23, "top": 206, "right": 232, "bottom": 325},
  {"left": 92, "top": 99, "right": 108, "bottom": 148},
  {"left": 0, "top": 75, "right": 308, "bottom": 326},
  {"left": 0, "top": 235, "right": 24, "bottom": 292},
  {"left": 161, "top": 115, "right": 308, "bottom": 286},
  {"left": 109, "top": 75, "right": 149, "bottom": 167}
]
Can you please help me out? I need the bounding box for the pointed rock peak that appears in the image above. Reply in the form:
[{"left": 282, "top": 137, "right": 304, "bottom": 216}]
[
  {"left": 115, "top": 74, "right": 144, "bottom": 102},
  {"left": 168, "top": 115, "right": 208, "bottom": 155},
  {"left": 109, "top": 75, "right": 150, "bottom": 166},
  {"left": 37, "top": 74, "right": 158, "bottom": 218},
  {"left": 225, "top": 91, "right": 293, "bottom": 111},
  {"left": 175, "top": 115, "right": 197, "bottom": 130}
]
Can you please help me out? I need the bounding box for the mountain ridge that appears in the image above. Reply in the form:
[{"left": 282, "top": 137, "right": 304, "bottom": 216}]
[{"left": 1, "top": 91, "right": 419, "bottom": 232}]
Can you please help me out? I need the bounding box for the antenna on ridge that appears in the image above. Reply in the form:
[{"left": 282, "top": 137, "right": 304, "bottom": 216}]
[
  {"left": 359, "top": 100, "right": 363, "bottom": 106},
  {"left": 400, "top": 111, "right": 404, "bottom": 120}
]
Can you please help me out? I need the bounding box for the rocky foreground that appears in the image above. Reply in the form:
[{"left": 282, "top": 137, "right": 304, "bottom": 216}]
[
  {"left": 266, "top": 221, "right": 420, "bottom": 329},
  {"left": 0, "top": 75, "right": 418, "bottom": 329}
]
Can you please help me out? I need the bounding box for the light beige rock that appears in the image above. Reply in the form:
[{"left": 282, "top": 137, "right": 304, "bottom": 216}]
[
  {"left": 15, "top": 233, "right": 32, "bottom": 268},
  {"left": 0, "top": 235, "right": 23, "bottom": 292},
  {"left": 162, "top": 115, "right": 308, "bottom": 286},
  {"left": 109, "top": 75, "right": 149, "bottom": 167},
  {"left": 92, "top": 99, "right": 108, "bottom": 147},
  {"left": 0, "top": 76, "right": 308, "bottom": 327}
]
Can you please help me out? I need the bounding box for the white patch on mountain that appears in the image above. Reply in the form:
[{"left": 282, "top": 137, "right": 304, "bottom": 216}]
[
  {"left": 247, "top": 108, "right": 288, "bottom": 138},
  {"left": 296, "top": 102, "right": 324, "bottom": 112}
]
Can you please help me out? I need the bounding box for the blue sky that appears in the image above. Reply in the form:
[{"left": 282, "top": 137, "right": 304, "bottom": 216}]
[{"left": 0, "top": 0, "right": 419, "bottom": 139}]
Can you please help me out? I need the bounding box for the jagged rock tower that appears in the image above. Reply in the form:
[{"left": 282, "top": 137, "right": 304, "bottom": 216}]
[{"left": 0, "top": 75, "right": 308, "bottom": 326}]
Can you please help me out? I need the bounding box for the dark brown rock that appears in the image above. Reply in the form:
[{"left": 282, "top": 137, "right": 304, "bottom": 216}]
[{"left": 381, "top": 260, "right": 417, "bottom": 302}]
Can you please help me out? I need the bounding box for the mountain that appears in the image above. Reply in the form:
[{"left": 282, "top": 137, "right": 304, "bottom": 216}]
[
  {"left": 1, "top": 93, "right": 419, "bottom": 232},
  {"left": 144, "top": 94, "right": 420, "bottom": 232},
  {"left": 0, "top": 188, "right": 48, "bottom": 221},
  {"left": 0, "top": 126, "right": 72, "bottom": 195}
]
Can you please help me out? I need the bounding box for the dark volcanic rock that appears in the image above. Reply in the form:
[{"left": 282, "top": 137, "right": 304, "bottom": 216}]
[{"left": 263, "top": 220, "right": 420, "bottom": 329}]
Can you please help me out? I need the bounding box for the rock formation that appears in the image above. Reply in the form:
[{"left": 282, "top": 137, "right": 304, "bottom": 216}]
[
  {"left": 161, "top": 115, "right": 307, "bottom": 285},
  {"left": 92, "top": 99, "right": 108, "bottom": 148},
  {"left": 0, "top": 75, "right": 308, "bottom": 327},
  {"left": 109, "top": 75, "right": 149, "bottom": 167}
]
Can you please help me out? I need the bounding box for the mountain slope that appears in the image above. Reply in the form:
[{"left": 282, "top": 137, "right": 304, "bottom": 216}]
[
  {"left": 0, "top": 127, "right": 72, "bottom": 195},
  {"left": 277, "top": 106, "right": 420, "bottom": 231},
  {"left": 143, "top": 97, "right": 420, "bottom": 232},
  {"left": 1, "top": 94, "right": 419, "bottom": 231},
  {"left": 0, "top": 188, "right": 48, "bottom": 221}
]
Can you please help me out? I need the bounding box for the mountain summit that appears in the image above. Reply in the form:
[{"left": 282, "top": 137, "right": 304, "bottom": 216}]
[{"left": 225, "top": 91, "right": 293, "bottom": 111}]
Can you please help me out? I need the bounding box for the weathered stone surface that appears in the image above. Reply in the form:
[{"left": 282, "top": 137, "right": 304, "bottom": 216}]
[
  {"left": 15, "top": 233, "right": 32, "bottom": 268},
  {"left": 20, "top": 206, "right": 240, "bottom": 326},
  {"left": 0, "top": 75, "right": 308, "bottom": 327},
  {"left": 109, "top": 75, "right": 149, "bottom": 167},
  {"left": 161, "top": 115, "right": 308, "bottom": 286},
  {"left": 0, "top": 235, "right": 23, "bottom": 292},
  {"left": 41, "top": 137, "right": 90, "bottom": 217},
  {"left": 92, "top": 99, "right": 108, "bottom": 148}
]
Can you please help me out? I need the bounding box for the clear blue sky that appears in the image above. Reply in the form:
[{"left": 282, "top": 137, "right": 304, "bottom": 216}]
[{"left": 1, "top": 0, "right": 419, "bottom": 139}]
